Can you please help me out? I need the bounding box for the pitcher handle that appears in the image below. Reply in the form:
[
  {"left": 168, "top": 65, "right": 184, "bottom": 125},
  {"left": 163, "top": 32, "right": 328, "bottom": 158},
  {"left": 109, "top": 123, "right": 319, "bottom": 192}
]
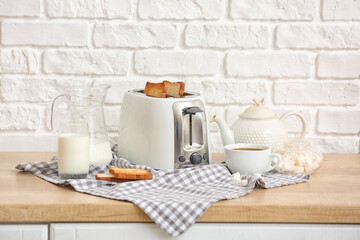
[
  {"left": 51, "top": 94, "right": 67, "bottom": 133},
  {"left": 280, "top": 112, "right": 307, "bottom": 139}
]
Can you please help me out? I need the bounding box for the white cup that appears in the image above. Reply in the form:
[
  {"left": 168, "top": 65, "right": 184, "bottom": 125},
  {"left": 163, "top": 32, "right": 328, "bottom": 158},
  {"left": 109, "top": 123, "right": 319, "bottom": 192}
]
[{"left": 224, "top": 143, "right": 281, "bottom": 175}]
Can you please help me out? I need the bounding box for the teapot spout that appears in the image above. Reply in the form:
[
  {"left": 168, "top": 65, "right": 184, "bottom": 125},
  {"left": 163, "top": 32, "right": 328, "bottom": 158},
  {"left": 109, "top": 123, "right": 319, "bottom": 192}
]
[{"left": 210, "top": 115, "right": 235, "bottom": 146}]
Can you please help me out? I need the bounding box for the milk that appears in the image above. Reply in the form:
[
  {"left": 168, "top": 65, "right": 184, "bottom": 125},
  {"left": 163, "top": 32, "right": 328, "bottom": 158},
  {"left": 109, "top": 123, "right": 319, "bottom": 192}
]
[
  {"left": 89, "top": 140, "right": 112, "bottom": 165},
  {"left": 58, "top": 133, "right": 89, "bottom": 179}
]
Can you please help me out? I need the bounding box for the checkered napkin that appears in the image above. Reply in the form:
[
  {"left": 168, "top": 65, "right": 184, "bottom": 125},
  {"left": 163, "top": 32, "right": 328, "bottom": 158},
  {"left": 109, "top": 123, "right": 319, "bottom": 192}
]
[{"left": 15, "top": 156, "right": 310, "bottom": 237}]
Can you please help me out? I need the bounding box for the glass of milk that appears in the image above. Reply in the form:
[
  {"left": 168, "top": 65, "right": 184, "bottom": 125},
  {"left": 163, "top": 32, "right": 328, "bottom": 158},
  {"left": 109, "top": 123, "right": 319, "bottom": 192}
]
[{"left": 57, "top": 121, "right": 90, "bottom": 179}]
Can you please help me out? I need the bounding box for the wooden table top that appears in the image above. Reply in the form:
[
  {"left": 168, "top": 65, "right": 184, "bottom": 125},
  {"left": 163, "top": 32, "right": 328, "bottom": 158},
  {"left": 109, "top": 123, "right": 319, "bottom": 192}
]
[{"left": 0, "top": 152, "right": 359, "bottom": 224}]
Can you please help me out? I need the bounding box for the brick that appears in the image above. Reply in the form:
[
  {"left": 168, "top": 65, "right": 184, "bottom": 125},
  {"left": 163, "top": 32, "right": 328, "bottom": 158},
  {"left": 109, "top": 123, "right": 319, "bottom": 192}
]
[
  {"left": 276, "top": 24, "right": 360, "bottom": 49},
  {"left": 226, "top": 52, "right": 310, "bottom": 78},
  {"left": 230, "top": 0, "right": 315, "bottom": 20},
  {"left": 318, "top": 110, "right": 360, "bottom": 134},
  {"left": 0, "top": 0, "right": 40, "bottom": 17},
  {"left": 323, "top": 0, "right": 360, "bottom": 20},
  {"left": 94, "top": 23, "right": 177, "bottom": 48},
  {"left": 43, "top": 50, "right": 129, "bottom": 75},
  {"left": 135, "top": 51, "right": 219, "bottom": 76},
  {"left": 2, "top": 21, "right": 88, "bottom": 46},
  {"left": 201, "top": 80, "right": 267, "bottom": 104},
  {"left": 46, "top": 0, "right": 132, "bottom": 19},
  {"left": 0, "top": 78, "right": 93, "bottom": 102},
  {"left": 317, "top": 53, "right": 360, "bottom": 78},
  {"left": 274, "top": 81, "right": 359, "bottom": 105},
  {"left": 138, "top": 0, "right": 222, "bottom": 20},
  {"left": 185, "top": 24, "right": 269, "bottom": 49},
  {"left": 0, "top": 49, "right": 39, "bottom": 73},
  {"left": 311, "top": 137, "right": 359, "bottom": 153},
  {"left": 0, "top": 105, "right": 41, "bottom": 130}
]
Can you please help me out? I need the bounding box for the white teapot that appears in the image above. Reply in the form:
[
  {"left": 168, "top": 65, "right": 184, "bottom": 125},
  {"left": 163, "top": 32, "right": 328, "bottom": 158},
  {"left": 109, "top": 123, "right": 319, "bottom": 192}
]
[{"left": 211, "top": 99, "right": 307, "bottom": 150}]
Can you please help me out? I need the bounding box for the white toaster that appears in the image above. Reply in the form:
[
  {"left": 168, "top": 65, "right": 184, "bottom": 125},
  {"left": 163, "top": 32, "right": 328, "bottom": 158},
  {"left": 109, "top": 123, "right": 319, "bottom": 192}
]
[{"left": 117, "top": 89, "right": 211, "bottom": 169}]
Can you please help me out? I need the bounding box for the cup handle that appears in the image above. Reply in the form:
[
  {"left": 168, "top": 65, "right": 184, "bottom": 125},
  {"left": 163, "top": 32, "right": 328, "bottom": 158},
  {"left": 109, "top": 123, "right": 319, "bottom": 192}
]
[{"left": 266, "top": 153, "right": 282, "bottom": 172}]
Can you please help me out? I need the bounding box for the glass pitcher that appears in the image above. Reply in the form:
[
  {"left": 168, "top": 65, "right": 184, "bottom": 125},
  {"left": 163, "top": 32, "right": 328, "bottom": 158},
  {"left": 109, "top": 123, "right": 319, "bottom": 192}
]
[{"left": 51, "top": 84, "right": 113, "bottom": 165}]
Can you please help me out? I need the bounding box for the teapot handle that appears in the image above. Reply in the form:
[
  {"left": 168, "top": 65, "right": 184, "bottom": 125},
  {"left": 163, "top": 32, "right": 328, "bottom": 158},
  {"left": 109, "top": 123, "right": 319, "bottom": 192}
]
[
  {"left": 51, "top": 94, "right": 67, "bottom": 133},
  {"left": 280, "top": 112, "right": 307, "bottom": 138}
]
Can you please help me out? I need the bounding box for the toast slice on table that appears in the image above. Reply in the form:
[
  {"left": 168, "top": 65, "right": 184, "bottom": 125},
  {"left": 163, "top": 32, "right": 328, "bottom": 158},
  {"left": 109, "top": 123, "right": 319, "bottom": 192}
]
[
  {"left": 144, "top": 81, "right": 168, "bottom": 98},
  {"left": 109, "top": 167, "right": 153, "bottom": 180},
  {"left": 163, "top": 80, "right": 185, "bottom": 98},
  {"left": 95, "top": 173, "right": 131, "bottom": 183}
]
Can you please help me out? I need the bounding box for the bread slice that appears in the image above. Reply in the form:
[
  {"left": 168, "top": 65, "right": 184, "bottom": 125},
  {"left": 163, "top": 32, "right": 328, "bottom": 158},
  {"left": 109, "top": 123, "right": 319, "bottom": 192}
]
[
  {"left": 109, "top": 167, "right": 153, "bottom": 180},
  {"left": 144, "top": 82, "right": 168, "bottom": 98},
  {"left": 163, "top": 80, "right": 185, "bottom": 97},
  {"left": 95, "top": 173, "right": 131, "bottom": 183}
]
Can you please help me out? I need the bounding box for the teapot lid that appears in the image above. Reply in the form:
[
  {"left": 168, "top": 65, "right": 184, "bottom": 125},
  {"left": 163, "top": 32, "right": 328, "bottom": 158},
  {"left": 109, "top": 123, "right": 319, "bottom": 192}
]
[{"left": 240, "top": 99, "right": 277, "bottom": 119}]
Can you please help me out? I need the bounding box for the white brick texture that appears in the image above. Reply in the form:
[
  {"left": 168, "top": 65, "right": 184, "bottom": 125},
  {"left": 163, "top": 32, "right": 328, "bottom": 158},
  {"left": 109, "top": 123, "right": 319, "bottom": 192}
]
[
  {"left": 323, "top": 0, "right": 360, "bottom": 20},
  {"left": 318, "top": 110, "right": 360, "bottom": 134},
  {"left": 94, "top": 23, "right": 177, "bottom": 48},
  {"left": 276, "top": 24, "right": 360, "bottom": 49},
  {"left": 274, "top": 81, "right": 359, "bottom": 105},
  {"left": 135, "top": 51, "right": 219, "bottom": 76},
  {"left": 0, "top": 78, "right": 93, "bottom": 102},
  {"left": 201, "top": 80, "right": 267, "bottom": 104},
  {"left": 46, "top": 0, "right": 132, "bottom": 19},
  {"left": 230, "top": 0, "right": 315, "bottom": 20},
  {"left": 317, "top": 53, "right": 360, "bottom": 79},
  {"left": 311, "top": 137, "right": 359, "bottom": 154},
  {"left": 43, "top": 50, "right": 129, "bottom": 75},
  {"left": 0, "top": 0, "right": 359, "bottom": 153},
  {"left": 0, "top": 49, "right": 39, "bottom": 73},
  {"left": 185, "top": 24, "right": 269, "bottom": 49},
  {"left": 0, "top": 105, "right": 42, "bottom": 131},
  {"left": 2, "top": 21, "right": 88, "bottom": 46},
  {"left": 138, "top": 0, "right": 222, "bottom": 20},
  {"left": 226, "top": 52, "right": 310, "bottom": 78},
  {"left": 0, "top": 0, "right": 40, "bottom": 17}
]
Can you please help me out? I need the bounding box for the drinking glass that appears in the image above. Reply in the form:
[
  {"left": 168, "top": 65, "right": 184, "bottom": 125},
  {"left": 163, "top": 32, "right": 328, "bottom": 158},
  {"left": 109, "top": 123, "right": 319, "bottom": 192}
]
[{"left": 57, "top": 120, "right": 89, "bottom": 179}]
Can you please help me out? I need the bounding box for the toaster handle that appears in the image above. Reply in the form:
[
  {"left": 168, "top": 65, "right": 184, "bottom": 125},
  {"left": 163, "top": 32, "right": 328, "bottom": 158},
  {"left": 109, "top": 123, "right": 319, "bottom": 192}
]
[{"left": 182, "top": 107, "right": 203, "bottom": 115}]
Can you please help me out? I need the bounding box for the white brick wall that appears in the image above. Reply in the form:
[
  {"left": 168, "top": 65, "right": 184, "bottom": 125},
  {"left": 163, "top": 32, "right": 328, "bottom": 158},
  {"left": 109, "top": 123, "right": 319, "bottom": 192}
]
[
  {"left": 46, "top": 0, "right": 132, "bottom": 19},
  {"left": 0, "top": 0, "right": 359, "bottom": 153}
]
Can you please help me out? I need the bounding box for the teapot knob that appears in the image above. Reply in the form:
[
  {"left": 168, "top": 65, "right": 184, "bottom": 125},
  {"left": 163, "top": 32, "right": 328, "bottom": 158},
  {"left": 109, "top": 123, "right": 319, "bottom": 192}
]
[{"left": 252, "top": 98, "right": 264, "bottom": 106}]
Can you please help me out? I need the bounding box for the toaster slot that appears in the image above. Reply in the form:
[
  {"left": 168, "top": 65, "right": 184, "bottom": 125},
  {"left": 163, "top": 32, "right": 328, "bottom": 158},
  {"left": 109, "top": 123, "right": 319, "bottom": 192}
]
[{"left": 183, "top": 107, "right": 203, "bottom": 150}]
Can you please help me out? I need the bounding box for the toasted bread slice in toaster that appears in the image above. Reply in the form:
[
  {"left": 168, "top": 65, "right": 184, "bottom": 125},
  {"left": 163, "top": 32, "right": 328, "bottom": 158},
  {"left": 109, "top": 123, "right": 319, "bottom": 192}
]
[
  {"left": 163, "top": 80, "right": 185, "bottom": 97},
  {"left": 109, "top": 167, "right": 153, "bottom": 180},
  {"left": 95, "top": 173, "right": 131, "bottom": 183},
  {"left": 144, "top": 82, "right": 168, "bottom": 98}
]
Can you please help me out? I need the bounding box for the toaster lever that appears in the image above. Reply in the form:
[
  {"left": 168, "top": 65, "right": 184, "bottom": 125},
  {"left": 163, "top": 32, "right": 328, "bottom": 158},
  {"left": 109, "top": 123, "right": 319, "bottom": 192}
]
[
  {"left": 182, "top": 107, "right": 203, "bottom": 115},
  {"left": 183, "top": 107, "right": 203, "bottom": 147}
]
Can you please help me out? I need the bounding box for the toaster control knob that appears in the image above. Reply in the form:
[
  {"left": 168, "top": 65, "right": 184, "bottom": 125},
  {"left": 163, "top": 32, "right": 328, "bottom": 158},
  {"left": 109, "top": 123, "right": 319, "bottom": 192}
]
[
  {"left": 190, "top": 153, "right": 202, "bottom": 165},
  {"left": 178, "top": 156, "right": 186, "bottom": 163}
]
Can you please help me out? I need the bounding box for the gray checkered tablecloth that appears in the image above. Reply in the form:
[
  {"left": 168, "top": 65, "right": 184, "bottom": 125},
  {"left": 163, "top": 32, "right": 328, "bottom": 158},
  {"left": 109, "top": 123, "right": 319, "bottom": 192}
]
[{"left": 15, "top": 155, "right": 310, "bottom": 237}]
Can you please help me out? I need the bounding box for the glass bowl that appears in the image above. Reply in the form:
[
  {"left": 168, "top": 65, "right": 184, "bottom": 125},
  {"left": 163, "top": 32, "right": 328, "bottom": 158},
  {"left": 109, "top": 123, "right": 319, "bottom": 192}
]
[{"left": 275, "top": 139, "right": 323, "bottom": 175}]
